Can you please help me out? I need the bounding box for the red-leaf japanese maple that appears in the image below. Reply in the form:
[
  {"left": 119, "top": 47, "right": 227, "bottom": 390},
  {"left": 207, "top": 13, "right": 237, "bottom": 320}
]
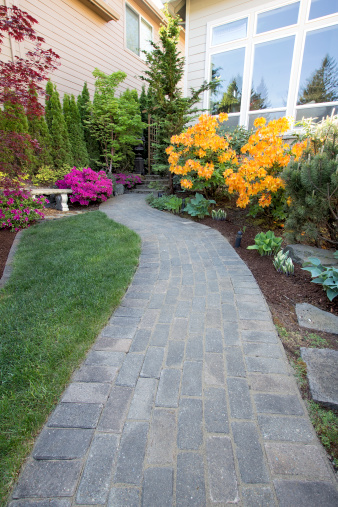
[{"left": 0, "top": 5, "right": 60, "bottom": 186}]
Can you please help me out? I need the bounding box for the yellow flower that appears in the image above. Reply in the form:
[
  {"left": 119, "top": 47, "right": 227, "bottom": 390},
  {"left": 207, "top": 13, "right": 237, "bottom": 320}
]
[{"left": 181, "top": 178, "right": 193, "bottom": 189}]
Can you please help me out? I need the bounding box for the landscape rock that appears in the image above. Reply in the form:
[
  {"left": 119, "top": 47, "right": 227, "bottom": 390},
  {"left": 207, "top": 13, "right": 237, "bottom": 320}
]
[
  {"left": 284, "top": 244, "right": 338, "bottom": 267},
  {"left": 300, "top": 348, "right": 338, "bottom": 410},
  {"left": 295, "top": 303, "right": 338, "bottom": 335},
  {"left": 115, "top": 184, "right": 124, "bottom": 195}
]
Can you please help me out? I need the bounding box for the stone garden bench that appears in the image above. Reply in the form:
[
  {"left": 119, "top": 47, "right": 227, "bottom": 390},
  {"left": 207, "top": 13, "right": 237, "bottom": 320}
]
[{"left": 30, "top": 188, "right": 73, "bottom": 212}]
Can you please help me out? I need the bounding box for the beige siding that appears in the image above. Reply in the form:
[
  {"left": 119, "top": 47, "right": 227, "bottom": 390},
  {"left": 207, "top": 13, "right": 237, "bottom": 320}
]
[{"left": 12, "top": 0, "right": 165, "bottom": 99}]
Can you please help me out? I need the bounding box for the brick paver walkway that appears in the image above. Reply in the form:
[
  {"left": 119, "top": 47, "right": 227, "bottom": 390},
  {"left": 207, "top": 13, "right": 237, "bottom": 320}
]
[{"left": 10, "top": 194, "right": 338, "bottom": 506}]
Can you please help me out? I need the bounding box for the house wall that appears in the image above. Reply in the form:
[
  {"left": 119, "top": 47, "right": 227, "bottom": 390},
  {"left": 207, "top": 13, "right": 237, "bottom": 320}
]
[{"left": 1, "top": 0, "right": 184, "bottom": 100}]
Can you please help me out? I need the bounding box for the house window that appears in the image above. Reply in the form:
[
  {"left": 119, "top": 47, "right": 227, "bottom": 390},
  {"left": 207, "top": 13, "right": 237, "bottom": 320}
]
[
  {"left": 207, "top": 0, "right": 338, "bottom": 127},
  {"left": 126, "top": 4, "right": 152, "bottom": 59}
]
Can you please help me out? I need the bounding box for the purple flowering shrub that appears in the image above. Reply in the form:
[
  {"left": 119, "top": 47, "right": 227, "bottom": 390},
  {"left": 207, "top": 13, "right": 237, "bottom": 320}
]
[
  {"left": 0, "top": 189, "right": 47, "bottom": 231},
  {"left": 113, "top": 173, "right": 142, "bottom": 189},
  {"left": 56, "top": 167, "right": 113, "bottom": 205}
]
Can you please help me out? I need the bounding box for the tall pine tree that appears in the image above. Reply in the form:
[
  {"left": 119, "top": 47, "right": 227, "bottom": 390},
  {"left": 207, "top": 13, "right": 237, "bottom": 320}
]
[
  {"left": 77, "top": 82, "right": 101, "bottom": 170},
  {"left": 63, "top": 93, "right": 89, "bottom": 168},
  {"left": 141, "top": 5, "right": 217, "bottom": 185}
]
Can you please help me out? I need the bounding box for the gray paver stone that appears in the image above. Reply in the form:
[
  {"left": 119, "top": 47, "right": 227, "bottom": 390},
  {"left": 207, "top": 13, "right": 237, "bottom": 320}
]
[
  {"left": 142, "top": 468, "right": 173, "bottom": 507},
  {"left": 85, "top": 350, "right": 125, "bottom": 367},
  {"left": 206, "top": 436, "right": 239, "bottom": 503},
  {"left": 98, "top": 386, "right": 133, "bottom": 432},
  {"left": 176, "top": 453, "right": 206, "bottom": 507},
  {"left": 245, "top": 356, "right": 288, "bottom": 374},
  {"left": 12, "top": 460, "right": 82, "bottom": 498},
  {"left": 140, "top": 347, "right": 164, "bottom": 378},
  {"left": 72, "top": 365, "right": 117, "bottom": 383},
  {"left": 146, "top": 408, "right": 176, "bottom": 465},
  {"left": 204, "top": 353, "right": 225, "bottom": 385},
  {"left": 258, "top": 415, "right": 314, "bottom": 442},
  {"left": 166, "top": 340, "right": 185, "bottom": 367},
  {"left": 178, "top": 398, "right": 203, "bottom": 450},
  {"left": 232, "top": 422, "right": 269, "bottom": 484},
  {"left": 9, "top": 501, "right": 71, "bottom": 507},
  {"left": 254, "top": 393, "right": 304, "bottom": 415},
  {"left": 33, "top": 428, "right": 93, "bottom": 460},
  {"left": 114, "top": 421, "right": 149, "bottom": 485},
  {"left": 241, "top": 487, "right": 276, "bottom": 507},
  {"left": 227, "top": 377, "right": 253, "bottom": 419},
  {"left": 186, "top": 336, "right": 203, "bottom": 360},
  {"left": 115, "top": 353, "right": 144, "bottom": 387},
  {"left": 296, "top": 303, "right": 338, "bottom": 334},
  {"left": 265, "top": 442, "right": 331, "bottom": 479},
  {"left": 274, "top": 480, "right": 338, "bottom": 507},
  {"left": 128, "top": 378, "right": 157, "bottom": 420},
  {"left": 76, "top": 433, "right": 119, "bottom": 504},
  {"left": 300, "top": 347, "right": 338, "bottom": 410},
  {"left": 205, "top": 328, "right": 223, "bottom": 353},
  {"left": 156, "top": 368, "right": 181, "bottom": 407},
  {"left": 47, "top": 403, "right": 102, "bottom": 429},
  {"left": 181, "top": 361, "right": 203, "bottom": 396},
  {"left": 151, "top": 324, "right": 170, "bottom": 346},
  {"left": 61, "top": 382, "right": 110, "bottom": 404},
  {"left": 107, "top": 488, "right": 140, "bottom": 507},
  {"left": 204, "top": 387, "right": 229, "bottom": 433},
  {"left": 226, "top": 347, "right": 246, "bottom": 377},
  {"left": 243, "top": 342, "right": 282, "bottom": 358},
  {"left": 130, "top": 329, "right": 151, "bottom": 352}
]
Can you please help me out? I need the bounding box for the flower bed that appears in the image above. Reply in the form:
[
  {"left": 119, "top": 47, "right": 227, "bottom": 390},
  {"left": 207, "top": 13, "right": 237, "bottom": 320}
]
[{"left": 0, "top": 189, "right": 47, "bottom": 231}]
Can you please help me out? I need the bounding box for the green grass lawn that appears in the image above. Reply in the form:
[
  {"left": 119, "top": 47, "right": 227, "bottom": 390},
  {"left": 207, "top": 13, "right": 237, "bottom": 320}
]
[{"left": 0, "top": 211, "right": 140, "bottom": 505}]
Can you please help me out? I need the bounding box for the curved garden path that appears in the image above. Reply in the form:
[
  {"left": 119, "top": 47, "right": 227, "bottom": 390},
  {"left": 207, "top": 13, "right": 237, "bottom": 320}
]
[{"left": 10, "top": 194, "right": 338, "bottom": 506}]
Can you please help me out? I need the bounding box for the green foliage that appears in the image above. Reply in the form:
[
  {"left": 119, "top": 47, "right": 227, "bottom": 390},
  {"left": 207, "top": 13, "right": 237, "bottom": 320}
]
[
  {"left": 247, "top": 230, "right": 282, "bottom": 256},
  {"left": 45, "top": 80, "right": 54, "bottom": 131},
  {"left": 246, "top": 189, "right": 289, "bottom": 223},
  {"left": 146, "top": 193, "right": 171, "bottom": 210},
  {"left": 308, "top": 401, "right": 338, "bottom": 466},
  {"left": 283, "top": 115, "right": 338, "bottom": 246},
  {"left": 141, "top": 6, "right": 217, "bottom": 177},
  {"left": 273, "top": 250, "right": 294, "bottom": 275},
  {"left": 184, "top": 193, "right": 216, "bottom": 218},
  {"left": 63, "top": 94, "right": 89, "bottom": 168},
  {"left": 77, "top": 82, "right": 102, "bottom": 171},
  {"left": 31, "top": 164, "right": 71, "bottom": 186},
  {"left": 304, "top": 333, "right": 328, "bottom": 348},
  {"left": 302, "top": 255, "right": 338, "bottom": 301},
  {"left": 211, "top": 208, "right": 227, "bottom": 220},
  {"left": 217, "top": 124, "right": 253, "bottom": 156},
  {"left": 0, "top": 102, "right": 33, "bottom": 173},
  {"left": 89, "top": 69, "right": 144, "bottom": 172},
  {"left": 163, "top": 195, "right": 183, "bottom": 214},
  {"left": 28, "top": 105, "right": 53, "bottom": 173},
  {"left": 45, "top": 82, "right": 73, "bottom": 169}
]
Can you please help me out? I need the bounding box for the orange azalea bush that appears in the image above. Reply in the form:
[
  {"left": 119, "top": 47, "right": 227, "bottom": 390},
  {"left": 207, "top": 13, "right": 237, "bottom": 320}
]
[
  {"left": 166, "top": 113, "right": 238, "bottom": 196},
  {"left": 223, "top": 117, "right": 306, "bottom": 208}
]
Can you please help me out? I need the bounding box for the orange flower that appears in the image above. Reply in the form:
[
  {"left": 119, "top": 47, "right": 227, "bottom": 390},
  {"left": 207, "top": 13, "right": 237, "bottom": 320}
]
[{"left": 181, "top": 178, "right": 193, "bottom": 189}]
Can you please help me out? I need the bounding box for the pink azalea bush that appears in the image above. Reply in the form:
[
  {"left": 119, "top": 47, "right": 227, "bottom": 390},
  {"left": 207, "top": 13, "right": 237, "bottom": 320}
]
[
  {"left": 56, "top": 167, "right": 113, "bottom": 205},
  {"left": 0, "top": 189, "right": 47, "bottom": 231},
  {"left": 113, "top": 173, "right": 142, "bottom": 189}
]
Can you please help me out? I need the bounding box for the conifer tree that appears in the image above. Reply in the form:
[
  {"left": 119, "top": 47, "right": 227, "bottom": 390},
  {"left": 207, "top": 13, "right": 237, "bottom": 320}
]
[
  {"left": 141, "top": 5, "right": 217, "bottom": 184},
  {"left": 47, "top": 84, "right": 73, "bottom": 169},
  {"left": 77, "top": 82, "right": 101, "bottom": 170},
  {"left": 63, "top": 93, "right": 89, "bottom": 167},
  {"left": 45, "top": 80, "right": 54, "bottom": 131},
  {"left": 0, "top": 101, "right": 33, "bottom": 173},
  {"left": 28, "top": 90, "right": 53, "bottom": 172}
]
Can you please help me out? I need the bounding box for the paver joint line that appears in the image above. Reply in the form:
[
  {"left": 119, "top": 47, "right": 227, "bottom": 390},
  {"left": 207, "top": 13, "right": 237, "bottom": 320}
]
[{"left": 10, "top": 194, "right": 338, "bottom": 507}]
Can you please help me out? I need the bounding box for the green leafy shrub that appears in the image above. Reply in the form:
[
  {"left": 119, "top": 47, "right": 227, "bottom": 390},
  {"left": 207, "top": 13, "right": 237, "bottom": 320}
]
[
  {"left": 163, "top": 195, "right": 183, "bottom": 214},
  {"left": 247, "top": 230, "right": 282, "bottom": 256},
  {"left": 273, "top": 250, "right": 294, "bottom": 275},
  {"left": 32, "top": 164, "right": 72, "bottom": 186},
  {"left": 302, "top": 254, "right": 338, "bottom": 301},
  {"left": 184, "top": 193, "right": 216, "bottom": 219},
  {"left": 146, "top": 194, "right": 171, "bottom": 211}
]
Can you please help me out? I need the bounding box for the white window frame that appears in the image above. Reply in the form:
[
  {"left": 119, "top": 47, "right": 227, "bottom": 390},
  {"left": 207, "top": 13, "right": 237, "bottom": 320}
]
[
  {"left": 205, "top": 0, "right": 338, "bottom": 127},
  {"left": 125, "top": 3, "right": 153, "bottom": 60}
]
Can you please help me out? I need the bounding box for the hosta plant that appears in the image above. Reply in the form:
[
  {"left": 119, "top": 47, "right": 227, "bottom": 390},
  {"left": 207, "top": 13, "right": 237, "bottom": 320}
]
[
  {"left": 302, "top": 254, "right": 338, "bottom": 301},
  {"left": 247, "top": 230, "right": 282, "bottom": 256},
  {"left": 163, "top": 195, "right": 183, "bottom": 214},
  {"left": 273, "top": 250, "right": 294, "bottom": 275},
  {"left": 184, "top": 193, "right": 216, "bottom": 219}
]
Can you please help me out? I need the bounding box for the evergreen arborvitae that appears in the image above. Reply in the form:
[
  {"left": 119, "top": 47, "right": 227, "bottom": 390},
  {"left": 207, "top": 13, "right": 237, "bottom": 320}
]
[
  {"left": 139, "top": 85, "right": 149, "bottom": 167},
  {"left": 45, "top": 80, "right": 54, "bottom": 131},
  {"left": 77, "top": 82, "right": 101, "bottom": 170},
  {"left": 0, "top": 101, "right": 33, "bottom": 173},
  {"left": 28, "top": 111, "right": 53, "bottom": 173},
  {"left": 47, "top": 85, "right": 73, "bottom": 169},
  {"left": 63, "top": 94, "right": 89, "bottom": 168}
]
